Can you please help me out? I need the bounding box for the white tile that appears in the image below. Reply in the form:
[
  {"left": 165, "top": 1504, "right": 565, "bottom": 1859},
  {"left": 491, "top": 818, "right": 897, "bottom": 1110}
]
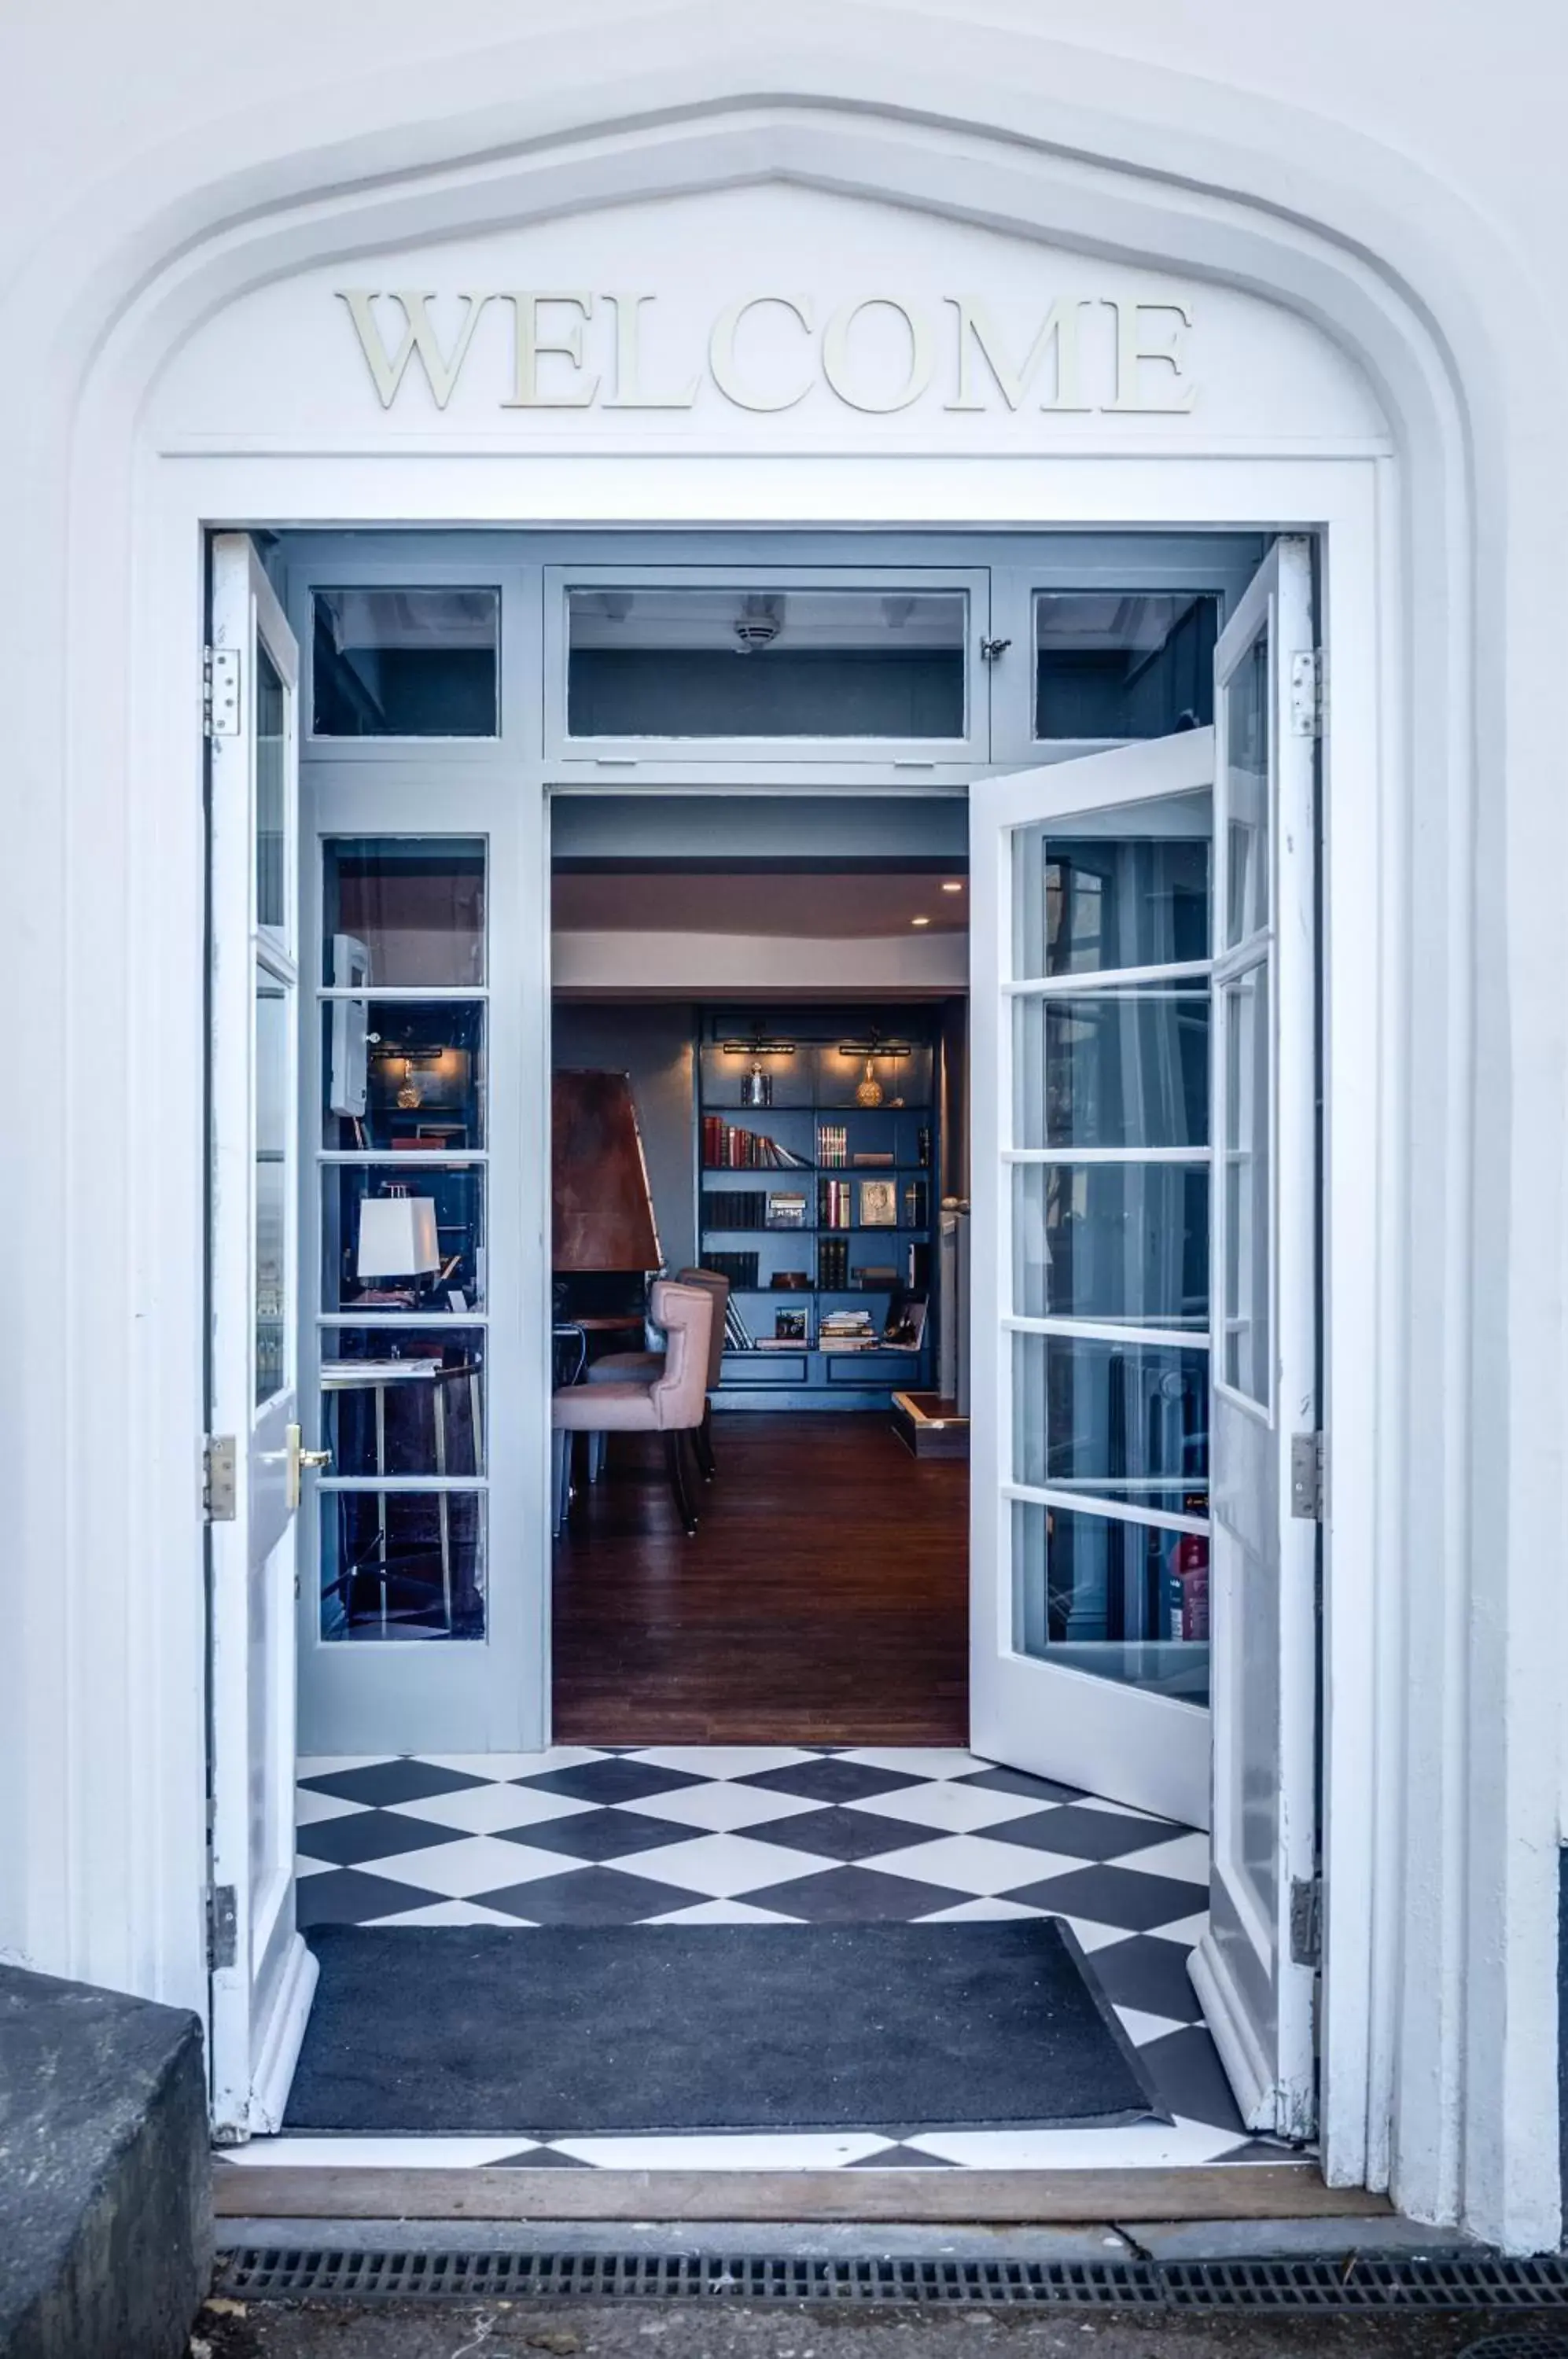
[
  {"left": 294, "top": 1855, "right": 334, "bottom": 1879},
  {"left": 869, "top": 1834, "right": 1076, "bottom": 1897},
  {"left": 550, "top": 2132, "right": 893, "bottom": 2171},
  {"left": 1118, "top": 1832, "right": 1210, "bottom": 1883},
  {"left": 503, "top": 1747, "right": 613, "bottom": 1777},
  {"left": 419, "top": 1753, "right": 597, "bottom": 1782},
  {"left": 613, "top": 1831, "right": 829, "bottom": 1897},
  {"left": 839, "top": 1748, "right": 992, "bottom": 1779},
  {"left": 1114, "top": 2004, "right": 1193, "bottom": 2048},
  {"left": 1055, "top": 1914, "right": 1138, "bottom": 1955},
  {"left": 902, "top": 2121, "right": 1240, "bottom": 2169},
  {"left": 295, "top": 1789, "right": 370, "bottom": 1828},
  {"left": 363, "top": 1835, "right": 574, "bottom": 1897},
  {"left": 626, "top": 1746, "right": 818, "bottom": 1780},
  {"left": 362, "top": 1900, "right": 536, "bottom": 1928},
  {"left": 916, "top": 1897, "right": 1047, "bottom": 1923},
  {"left": 613, "top": 1783, "right": 823, "bottom": 1835},
  {"left": 643, "top": 1898, "right": 804, "bottom": 1926},
  {"left": 1146, "top": 1911, "right": 1208, "bottom": 1949},
  {"left": 385, "top": 1785, "right": 598, "bottom": 1836},
  {"left": 852, "top": 1782, "right": 1048, "bottom": 1836},
  {"left": 222, "top": 2136, "right": 538, "bottom": 2169},
  {"left": 296, "top": 1755, "right": 388, "bottom": 1779}
]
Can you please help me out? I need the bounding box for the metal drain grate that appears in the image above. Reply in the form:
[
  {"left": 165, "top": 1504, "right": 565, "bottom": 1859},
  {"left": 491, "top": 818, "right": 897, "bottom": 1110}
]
[{"left": 214, "top": 2246, "right": 1568, "bottom": 2310}]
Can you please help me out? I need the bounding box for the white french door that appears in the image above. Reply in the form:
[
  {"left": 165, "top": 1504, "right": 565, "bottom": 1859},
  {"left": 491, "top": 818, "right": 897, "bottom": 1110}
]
[
  {"left": 969, "top": 535, "right": 1320, "bottom": 2138},
  {"left": 207, "top": 535, "right": 317, "bottom": 2136},
  {"left": 970, "top": 727, "right": 1219, "bottom": 1832},
  {"left": 1188, "top": 537, "right": 1319, "bottom": 2138}
]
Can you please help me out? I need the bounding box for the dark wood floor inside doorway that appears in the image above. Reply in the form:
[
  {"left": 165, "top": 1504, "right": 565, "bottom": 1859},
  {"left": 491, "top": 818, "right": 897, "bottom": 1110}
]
[{"left": 552, "top": 1412, "right": 968, "bottom": 1745}]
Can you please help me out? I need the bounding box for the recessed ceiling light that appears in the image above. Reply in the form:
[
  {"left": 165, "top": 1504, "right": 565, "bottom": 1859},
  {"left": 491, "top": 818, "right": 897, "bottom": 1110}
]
[
  {"left": 940, "top": 879, "right": 965, "bottom": 893},
  {"left": 911, "top": 915, "right": 931, "bottom": 928}
]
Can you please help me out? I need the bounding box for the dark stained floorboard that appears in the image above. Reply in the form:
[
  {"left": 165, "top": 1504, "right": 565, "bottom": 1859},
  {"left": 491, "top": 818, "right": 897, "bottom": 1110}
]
[{"left": 551, "top": 1411, "right": 969, "bottom": 1746}]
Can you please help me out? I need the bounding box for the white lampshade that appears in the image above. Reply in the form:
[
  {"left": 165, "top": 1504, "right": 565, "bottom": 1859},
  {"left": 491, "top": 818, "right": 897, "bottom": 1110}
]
[{"left": 356, "top": 1194, "right": 441, "bottom": 1280}]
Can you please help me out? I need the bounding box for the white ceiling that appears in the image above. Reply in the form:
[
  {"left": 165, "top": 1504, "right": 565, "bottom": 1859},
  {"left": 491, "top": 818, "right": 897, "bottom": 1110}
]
[{"left": 551, "top": 867, "right": 969, "bottom": 939}]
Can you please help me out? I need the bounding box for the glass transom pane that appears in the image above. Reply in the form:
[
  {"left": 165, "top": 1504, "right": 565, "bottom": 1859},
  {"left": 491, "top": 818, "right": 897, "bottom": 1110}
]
[
  {"left": 1034, "top": 591, "right": 1218, "bottom": 742},
  {"left": 322, "top": 1000, "right": 485, "bottom": 1153},
  {"left": 321, "top": 1329, "right": 484, "bottom": 1479},
  {"left": 319, "top": 1489, "right": 486, "bottom": 1642},
  {"left": 566, "top": 587, "right": 967, "bottom": 739},
  {"left": 312, "top": 587, "right": 499, "bottom": 738}
]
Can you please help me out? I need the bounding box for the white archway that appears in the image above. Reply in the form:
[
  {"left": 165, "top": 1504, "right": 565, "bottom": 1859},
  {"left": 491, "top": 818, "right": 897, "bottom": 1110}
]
[{"left": 2, "top": 24, "right": 1561, "bottom": 2250}]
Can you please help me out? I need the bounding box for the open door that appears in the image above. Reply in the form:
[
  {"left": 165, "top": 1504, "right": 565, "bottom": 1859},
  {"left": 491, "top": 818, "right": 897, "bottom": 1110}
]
[
  {"left": 970, "top": 727, "right": 1218, "bottom": 1832},
  {"left": 969, "top": 535, "right": 1319, "bottom": 2136},
  {"left": 1188, "top": 537, "right": 1319, "bottom": 2139},
  {"left": 207, "top": 534, "right": 319, "bottom": 2136}
]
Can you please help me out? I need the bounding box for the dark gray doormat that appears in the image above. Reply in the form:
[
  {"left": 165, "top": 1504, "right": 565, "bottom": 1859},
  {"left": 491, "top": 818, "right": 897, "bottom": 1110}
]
[{"left": 288, "top": 1921, "right": 1161, "bottom": 2136}]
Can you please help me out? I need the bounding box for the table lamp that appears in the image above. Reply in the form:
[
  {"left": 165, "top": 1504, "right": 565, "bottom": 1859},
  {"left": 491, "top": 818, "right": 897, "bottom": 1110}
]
[{"left": 356, "top": 1193, "right": 441, "bottom": 1300}]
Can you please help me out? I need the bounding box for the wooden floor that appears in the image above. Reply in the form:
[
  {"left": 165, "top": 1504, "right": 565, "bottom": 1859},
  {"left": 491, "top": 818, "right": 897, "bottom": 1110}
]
[{"left": 551, "top": 1411, "right": 969, "bottom": 1746}]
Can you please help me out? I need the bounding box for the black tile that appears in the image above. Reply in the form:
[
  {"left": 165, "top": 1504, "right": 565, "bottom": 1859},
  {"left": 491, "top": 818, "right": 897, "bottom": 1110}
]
[
  {"left": 955, "top": 1765, "right": 1088, "bottom": 1806},
  {"left": 300, "top": 1760, "right": 490, "bottom": 1807},
  {"left": 1078, "top": 1932, "right": 1205, "bottom": 2024},
  {"left": 296, "top": 1868, "right": 435, "bottom": 1927},
  {"left": 1003, "top": 1863, "right": 1207, "bottom": 1933},
  {"left": 511, "top": 1759, "right": 708, "bottom": 1805},
  {"left": 986, "top": 1806, "right": 1180, "bottom": 1864},
  {"left": 1136, "top": 2025, "right": 1245, "bottom": 2133},
  {"left": 747, "top": 1807, "right": 932, "bottom": 1864},
  {"left": 472, "top": 1866, "right": 701, "bottom": 1924},
  {"left": 494, "top": 1809, "right": 699, "bottom": 1864},
  {"left": 296, "top": 1810, "right": 468, "bottom": 1870},
  {"left": 491, "top": 2147, "right": 591, "bottom": 2168},
  {"left": 845, "top": 2144, "right": 953, "bottom": 2168},
  {"left": 743, "top": 1865, "right": 967, "bottom": 1921},
  {"left": 734, "top": 1759, "right": 925, "bottom": 1805}
]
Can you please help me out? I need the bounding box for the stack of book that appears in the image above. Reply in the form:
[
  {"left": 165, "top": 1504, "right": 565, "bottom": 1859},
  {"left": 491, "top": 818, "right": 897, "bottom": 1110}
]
[
  {"left": 766, "top": 1191, "right": 808, "bottom": 1228},
  {"left": 703, "top": 1116, "right": 812, "bottom": 1170},
  {"left": 819, "top": 1177, "right": 852, "bottom": 1230},
  {"left": 818, "top": 1123, "right": 848, "bottom": 1167},
  {"left": 818, "top": 1237, "right": 849, "bottom": 1290},
  {"left": 820, "top": 1308, "right": 878, "bottom": 1352}
]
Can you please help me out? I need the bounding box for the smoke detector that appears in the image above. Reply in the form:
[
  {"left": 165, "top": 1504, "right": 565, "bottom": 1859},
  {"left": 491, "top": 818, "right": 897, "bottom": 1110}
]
[{"left": 733, "top": 596, "right": 782, "bottom": 654}]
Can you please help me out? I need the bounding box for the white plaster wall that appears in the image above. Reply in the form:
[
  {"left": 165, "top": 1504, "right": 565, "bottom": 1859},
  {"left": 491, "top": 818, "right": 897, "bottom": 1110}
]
[{"left": 0, "top": 0, "right": 1564, "bottom": 2255}]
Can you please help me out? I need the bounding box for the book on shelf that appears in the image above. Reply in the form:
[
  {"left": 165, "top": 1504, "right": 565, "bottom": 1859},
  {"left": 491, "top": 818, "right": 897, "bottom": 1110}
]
[
  {"left": 766, "top": 1191, "right": 808, "bottom": 1227},
  {"left": 702, "top": 1114, "right": 811, "bottom": 1170},
  {"left": 820, "top": 1308, "right": 877, "bottom": 1351},
  {"left": 818, "top": 1177, "right": 852, "bottom": 1231},
  {"left": 882, "top": 1292, "right": 929, "bottom": 1349},
  {"left": 856, "top": 1263, "right": 899, "bottom": 1288},
  {"left": 704, "top": 1249, "right": 759, "bottom": 1289},
  {"left": 706, "top": 1188, "right": 767, "bottom": 1230},
  {"left": 852, "top": 1150, "right": 895, "bottom": 1168},
  {"left": 817, "top": 1123, "right": 848, "bottom": 1168},
  {"left": 902, "top": 1178, "right": 929, "bottom": 1229},
  {"left": 905, "top": 1239, "right": 931, "bottom": 1290},
  {"left": 723, "top": 1298, "right": 755, "bottom": 1350},
  {"left": 817, "top": 1237, "right": 849, "bottom": 1290}
]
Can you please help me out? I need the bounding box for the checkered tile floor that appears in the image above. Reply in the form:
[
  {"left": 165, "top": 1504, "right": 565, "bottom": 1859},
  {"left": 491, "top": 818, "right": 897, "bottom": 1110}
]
[{"left": 224, "top": 1747, "right": 1291, "bottom": 2177}]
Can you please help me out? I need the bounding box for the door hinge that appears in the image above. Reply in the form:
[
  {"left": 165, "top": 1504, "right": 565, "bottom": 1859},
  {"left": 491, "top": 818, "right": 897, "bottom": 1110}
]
[
  {"left": 207, "top": 1882, "right": 237, "bottom": 1972},
  {"left": 1290, "top": 649, "right": 1325, "bottom": 738},
  {"left": 1290, "top": 1430, "right": 1324, "bottom": 1520},
  {"left": 204, "top": 1434, "right": 237, "bottom": 1522},
  {"left": 204, "top": 645, "right": 241, "bottom": 738},
  {"left": 1290, "top": 1874, "right": 1323, "bottom": 1968}
]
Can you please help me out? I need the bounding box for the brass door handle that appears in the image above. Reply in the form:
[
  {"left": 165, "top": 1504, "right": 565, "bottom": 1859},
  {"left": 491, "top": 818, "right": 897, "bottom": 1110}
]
[{"left": 286, "top": 1422, "right": 333, "bottom": 1512}]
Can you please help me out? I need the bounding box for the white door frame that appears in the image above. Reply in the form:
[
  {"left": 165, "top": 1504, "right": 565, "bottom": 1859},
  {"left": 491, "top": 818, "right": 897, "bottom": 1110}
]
[{"left": 149, "top": 454, "right": 1379, "bottom": 2186}]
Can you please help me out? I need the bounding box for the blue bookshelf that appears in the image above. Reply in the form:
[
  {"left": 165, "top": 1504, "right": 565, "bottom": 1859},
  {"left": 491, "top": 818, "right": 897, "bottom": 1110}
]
[{"left": 696, "top": 1007, "right": 940, "bottom": 1411}]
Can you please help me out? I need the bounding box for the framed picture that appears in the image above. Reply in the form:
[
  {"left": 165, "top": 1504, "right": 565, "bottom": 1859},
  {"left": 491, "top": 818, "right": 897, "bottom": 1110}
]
[{"left": 859, "top": 1177, "right": 898, "bottom": 1227}]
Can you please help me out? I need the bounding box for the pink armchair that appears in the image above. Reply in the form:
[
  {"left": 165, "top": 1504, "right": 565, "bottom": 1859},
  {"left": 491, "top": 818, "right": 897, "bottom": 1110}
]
[{"left": 552, "top": 1278, "right": 716, "bottom": 1537}]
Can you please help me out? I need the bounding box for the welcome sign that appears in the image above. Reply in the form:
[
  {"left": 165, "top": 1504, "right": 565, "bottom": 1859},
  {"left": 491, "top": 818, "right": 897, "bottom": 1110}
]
[{"left": 336, "top": 289, "right": 1199, "bottom": 417}]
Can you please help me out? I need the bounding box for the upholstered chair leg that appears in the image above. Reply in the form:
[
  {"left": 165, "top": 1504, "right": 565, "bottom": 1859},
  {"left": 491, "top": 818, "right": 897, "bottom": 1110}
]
[
  {"left": 664, "top": 1432, "right": 699, "bottom": 1535},
  {"left": 589, "top": 1430, "right": 606, "bottom": 1483},
  {"left": 690, "top": 1401, "right": 716, "bottom": 1482},
  {"left": 551, "top": 1427, "right": 571, "bottom": 1537}
]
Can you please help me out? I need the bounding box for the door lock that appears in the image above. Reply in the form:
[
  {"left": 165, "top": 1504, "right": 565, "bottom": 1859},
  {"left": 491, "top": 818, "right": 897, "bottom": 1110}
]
[{"left": 285, "top": 1422, "right": 333, "bottom": 1512}]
